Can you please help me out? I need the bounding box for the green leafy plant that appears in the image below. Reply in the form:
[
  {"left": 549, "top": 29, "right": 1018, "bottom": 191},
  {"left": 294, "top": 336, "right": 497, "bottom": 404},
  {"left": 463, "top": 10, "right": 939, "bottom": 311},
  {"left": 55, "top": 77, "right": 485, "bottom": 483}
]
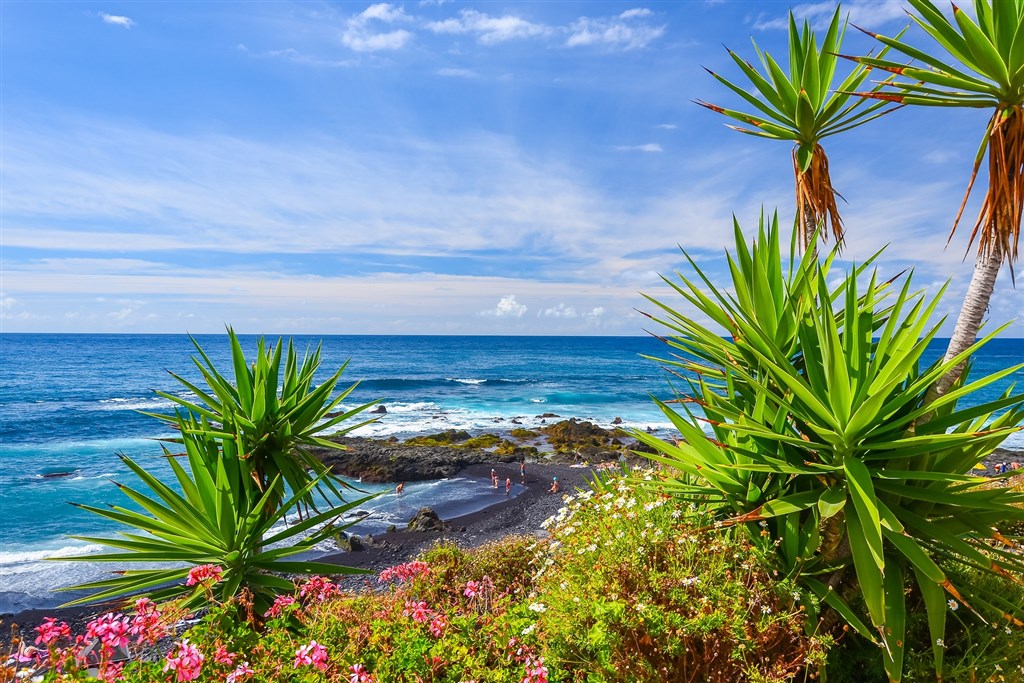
[
  {"left": 847, "top": 0, "right": 1024, "bottom": 398},
  {"left": 149, "top": 328, "right": 378, "bottom": 515},
  {"left": 698, "top": 6, "right": 897, "bottom": 249},
  {"left": 635, "top": 215, "right": 1024, "bottom": 681},
  {"left": 57, "top": 417, "right": 375, "bottom": 614}
]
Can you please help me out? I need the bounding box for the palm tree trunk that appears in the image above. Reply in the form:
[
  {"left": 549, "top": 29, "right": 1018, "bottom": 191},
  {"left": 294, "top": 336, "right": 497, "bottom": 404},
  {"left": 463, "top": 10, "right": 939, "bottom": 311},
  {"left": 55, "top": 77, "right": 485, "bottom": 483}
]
[
  {"left": 801, "top": 202, "right": 817, "bottom": 254},
  {"left": 926, "top": 246, "right": 1004, "bottom": 403}
]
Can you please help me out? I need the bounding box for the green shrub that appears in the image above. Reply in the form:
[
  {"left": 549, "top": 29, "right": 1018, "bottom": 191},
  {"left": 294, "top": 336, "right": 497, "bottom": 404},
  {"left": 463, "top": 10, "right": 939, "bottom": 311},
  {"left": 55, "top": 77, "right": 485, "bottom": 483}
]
[{"left": 532, "top": 471, "right": 828, "bottom": 682}]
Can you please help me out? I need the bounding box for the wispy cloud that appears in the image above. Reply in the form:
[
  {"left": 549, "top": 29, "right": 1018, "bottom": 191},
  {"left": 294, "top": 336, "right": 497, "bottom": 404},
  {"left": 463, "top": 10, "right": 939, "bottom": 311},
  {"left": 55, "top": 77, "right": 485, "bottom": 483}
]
[
  {"left": 541, "top": 302, "right": 577, "bottom": 318},
  {"left": 655, "top": 124, "right": 677, "bottom": 130},
  {"left": 436, "top": 67, "right": 478, "bottom": 78},
  {"left": 342, "top": 3, "right": 414, "bottom": 52},
  {"left": 426, "top": 9, "right": 551, "bottom": 44},
  {"left": 566, "top": 8, "right": 665, "bottom": 50},
  {"left": 614, "top": 143, "right": 663, "bottom": 153},
  {"left": 99, "top": 12, "right": 134, "bottom": 29},
  {"left": 753, "top": 0, "right": 906, "bottom": 31}
]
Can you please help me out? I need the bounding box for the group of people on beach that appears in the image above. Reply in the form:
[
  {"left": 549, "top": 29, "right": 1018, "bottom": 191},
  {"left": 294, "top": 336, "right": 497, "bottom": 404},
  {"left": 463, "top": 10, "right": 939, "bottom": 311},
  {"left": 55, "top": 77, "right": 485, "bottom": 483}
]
[{"left": 394, "top": 461, "right": 561, "bottom": 497}]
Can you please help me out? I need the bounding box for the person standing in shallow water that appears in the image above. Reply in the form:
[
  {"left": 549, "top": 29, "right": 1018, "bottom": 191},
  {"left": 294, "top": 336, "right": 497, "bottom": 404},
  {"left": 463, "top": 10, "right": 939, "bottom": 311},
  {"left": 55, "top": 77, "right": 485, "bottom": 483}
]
[
  {"left": 491, "top": 469, "right": 498, "bottom": 488},
  {"left": 505, "top": 477, "right": 512, "bottom": 495},
  {"left": 520, "top": 461, "right": 526, "bottom": 484},
  {"left": 395, "top": 482, "right": 404, "bottom": 495}
]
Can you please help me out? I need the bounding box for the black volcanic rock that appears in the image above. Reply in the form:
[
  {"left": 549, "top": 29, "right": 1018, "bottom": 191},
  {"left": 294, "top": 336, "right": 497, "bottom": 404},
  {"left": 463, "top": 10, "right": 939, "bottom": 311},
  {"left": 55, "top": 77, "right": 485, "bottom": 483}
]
[{"left": 310, "top": 437, "right": 519, "bottom": 483}]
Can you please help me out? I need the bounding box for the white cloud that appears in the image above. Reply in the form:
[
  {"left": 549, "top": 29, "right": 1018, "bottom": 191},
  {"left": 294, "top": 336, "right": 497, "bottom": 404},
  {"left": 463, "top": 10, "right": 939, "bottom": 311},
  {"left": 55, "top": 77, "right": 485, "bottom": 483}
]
[
  {"left": 436, "top": 67, "right": 478, "bottom": 78},
  {"left": 99, "top": 13, "right": 134, "bottom": 29},
  {"left": 425, "top": 9, "right": 551, "bottom": 44},
  {"left": 0, "top": 294, "right": 14, "bottom": 311},
  {"left": 484, "top": 295, "right": 528, "bottom": 318},
  {"left": 342, "top": 3, "right": 413, "bottom": 52},
  {"left": 587, "top": 307, "right": 605, "bottom": 317},
  {"left": 541, "top": 303, "right": 577, "bottom": 318},
  {"left": 566, "top": 10, "right": 665, "bottom": 50},
  {"left": 614, "top": 143, "right": 663, "bottom": 153},
  {"left": 263, "top": 48, "right": 356, "bottom": 68},
  {"left": 753, "top": 0, "right": 906, "bottom": 31},
  {"left": 619, "top": 9, "right": 653, "bottom": 20},
  {"left": 656, "top": 124, "right": 677, "bottom": 130}
]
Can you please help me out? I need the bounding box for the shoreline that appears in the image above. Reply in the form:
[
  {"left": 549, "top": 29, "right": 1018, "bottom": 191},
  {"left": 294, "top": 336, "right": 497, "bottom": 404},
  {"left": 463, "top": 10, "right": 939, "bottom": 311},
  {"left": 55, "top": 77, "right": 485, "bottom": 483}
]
[
  {"left": 0, "top": 461, "right": 594, "bottom": 643},
  {"left": 4, "top": 442, "right": 1022, "bottom": 642}
]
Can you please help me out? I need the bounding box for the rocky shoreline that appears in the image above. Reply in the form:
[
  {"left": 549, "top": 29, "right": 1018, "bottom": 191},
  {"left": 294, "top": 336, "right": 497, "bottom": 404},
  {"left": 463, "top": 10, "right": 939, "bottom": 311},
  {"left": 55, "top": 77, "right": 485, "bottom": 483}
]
[{"left": 4, "top": 417, "right": 1021, "bottom": 646}]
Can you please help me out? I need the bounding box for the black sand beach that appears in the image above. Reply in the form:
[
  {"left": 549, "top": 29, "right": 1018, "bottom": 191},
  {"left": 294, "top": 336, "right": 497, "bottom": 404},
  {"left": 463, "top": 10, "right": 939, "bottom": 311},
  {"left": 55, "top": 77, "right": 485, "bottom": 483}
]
[{"left": 1, "top": 461, "right": 595, "bottom": 645}]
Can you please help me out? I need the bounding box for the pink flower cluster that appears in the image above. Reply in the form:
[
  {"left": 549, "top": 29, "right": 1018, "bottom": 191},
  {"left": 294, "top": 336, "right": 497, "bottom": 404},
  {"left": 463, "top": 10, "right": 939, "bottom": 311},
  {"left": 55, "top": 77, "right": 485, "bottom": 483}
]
[
  {"left": 186, "top": 564, "right": 223, "bottom": 586},
  {"left": 214, "top": 644, "right": 236, "bottom": 666},
  {"left": 264, "top": 594, "right": 297, "bottom": 618},
  {"left": 226, "top": 661, "right": 255, "bottom": 682},
  {"left": 522, "top": 656, "right": 549, "bottom": 683},
  {"left": 463, "top": 575, "right": 494, "bottom": 600},
  {"left": 127, "top": 597, "right": 166, "bottom": 645},
  {"left": 402, "top": 600, "right": 433, "bottom": 623},
  {"left": 164, "top": 639, "right": 205, "bottom": 682},
  {"left": 349, "top": 662, "right": 376, "bottom": 682},
  {"left": 86, "top": 612, "right": 131, "bottom": 652},
  {"left": 34, "top": 617, "right": 71, "bottom": 646},
  {"left": 294, "top": 640, "right": 329, "bottom": 671},
  {"left": 378, "top": 560, "right": 430, "bottom": 584},
  {"left": 428, "top": 614, "right": 448, "bottom": 638},
  {"left": 299, "top": 575, "right": 338, "bottom": 602}
]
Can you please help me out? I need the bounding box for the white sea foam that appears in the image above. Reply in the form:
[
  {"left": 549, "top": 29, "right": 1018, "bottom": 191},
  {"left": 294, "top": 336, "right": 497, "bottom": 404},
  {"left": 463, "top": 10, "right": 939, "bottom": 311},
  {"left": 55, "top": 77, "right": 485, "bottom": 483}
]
[
  {"left": 0, "top": 543, "right": 107, "bottom": 567},
  {"left": 96, "top": 397, "right": 176, "bottom": 412},
  {"left": 448, "top": 378, "right": 486, "bottom": 385}
]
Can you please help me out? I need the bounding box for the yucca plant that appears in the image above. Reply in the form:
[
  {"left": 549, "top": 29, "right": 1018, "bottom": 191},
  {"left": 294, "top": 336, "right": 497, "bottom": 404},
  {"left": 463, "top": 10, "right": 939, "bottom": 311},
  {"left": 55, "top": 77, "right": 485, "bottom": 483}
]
[
  {"left": 57, "top": 416, "right": 376, "bottom": 615},
  {"left": 697, "top": 6, "right": 898, "bottom": 250},
  {"left": 636, "top": 217, "right": 1024, "bottom": 682},
  {"left": 847, "top": 0, "right": 1024, "bottom": 398},
  {"left": 147, "top": 328, "right": 378, "bottom": 517}
]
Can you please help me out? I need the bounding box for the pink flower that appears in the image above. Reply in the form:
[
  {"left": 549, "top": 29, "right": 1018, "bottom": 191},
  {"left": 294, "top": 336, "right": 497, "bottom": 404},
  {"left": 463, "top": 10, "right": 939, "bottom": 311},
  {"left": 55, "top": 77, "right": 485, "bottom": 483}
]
[
  {"left": 34, "top": 617, "right": 71, "bottom": 646},
  {"left": 85, "top": 612, "right": 131, "bottom": 651},
  {"left": 463, "top": 580, "right": 479, "bottom": 599},
  {"left": 522, "top": 656, "right": 549, "bottom": 683},
  {"left": 264, "top": 594, "right": 297, "bottom": 618},
  {"left": 214, "top": 645, "right": 236, "bottom": 666},
  {"left": 349, "top": 662, "right": 375, "bottom": 682},
  {"left": 299, "top": 575, "right": 338, "bottom": 602},
  {"left": 226, "top": 661, "right": 255, "bottom": 682},
  {"left": 402, "top": 600, "right": 432, "bottom": 623},
  {"left": 429, "top": 614, "right": 448, "bottom": 638},
  {"left": 186, "top": 564, "right": 223, "bottom": 586},
  {"left": 163, "top": 638, "right": 205, "bottom": 682},
  {"left": 294, "top": 640, "right": 329, "bottom": 671},
  {"left": 97, "top": 660, "right": 125, "bottom": 682},
  {"left": 128, "top": 598, "right": 165, "bottom": 645},
  {"left": 378, "top": 560, "right": 430, "bottom": 584}
]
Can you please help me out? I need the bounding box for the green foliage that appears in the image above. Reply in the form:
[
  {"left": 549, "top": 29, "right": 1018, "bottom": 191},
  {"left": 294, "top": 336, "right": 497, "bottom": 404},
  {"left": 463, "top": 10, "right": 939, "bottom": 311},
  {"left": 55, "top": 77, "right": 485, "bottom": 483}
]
[
  {"left": 635, "top": 215, "right": 1024, "bottom": 681},
  {"left": 149, "top": 328, "right": 378, "bottom": 513},
  {"left": 58, "top": 332, "right": 379, "bottom": 614},
  {"left": 57, "top": 420, "right": 375, "bottom": 613},
  {"left": 532, "top": 475, "right": 826, "bottom": 682},
  {"left": 699, "top": 6, "right": 891, "bottom": 154}
]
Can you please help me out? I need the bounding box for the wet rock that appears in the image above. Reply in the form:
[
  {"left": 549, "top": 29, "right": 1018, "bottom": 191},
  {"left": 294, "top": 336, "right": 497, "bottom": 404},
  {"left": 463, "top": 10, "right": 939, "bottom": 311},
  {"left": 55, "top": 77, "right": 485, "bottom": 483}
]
[
  {"left": 536, "top": 413, "right": 561, "bottom": 419},
  {"left": 387, "top": 525, "right": 397, "bottom": 534},
  {"left": 407, "top": 507, "right": 445, "bottom": 533},
  {"left": 612, "top": 417, "right": 623, "bottom": 425},
  {"left": 370, "top": 405, "right": 387, "bottom": 414}
]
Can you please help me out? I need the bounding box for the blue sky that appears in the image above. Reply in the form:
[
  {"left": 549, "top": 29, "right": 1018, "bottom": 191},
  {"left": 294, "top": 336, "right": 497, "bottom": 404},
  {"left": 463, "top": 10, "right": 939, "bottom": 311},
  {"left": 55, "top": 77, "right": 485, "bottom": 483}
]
[{"left": 1, "top": 0, "right": 1021, "bottom": 335}]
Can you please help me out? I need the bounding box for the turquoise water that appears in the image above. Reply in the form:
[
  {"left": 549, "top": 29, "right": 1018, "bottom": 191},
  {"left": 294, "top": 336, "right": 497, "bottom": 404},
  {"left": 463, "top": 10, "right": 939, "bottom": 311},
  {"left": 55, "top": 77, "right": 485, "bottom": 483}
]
[{"left": 1, "top": 334, "right": 1021, "bottom": 611}]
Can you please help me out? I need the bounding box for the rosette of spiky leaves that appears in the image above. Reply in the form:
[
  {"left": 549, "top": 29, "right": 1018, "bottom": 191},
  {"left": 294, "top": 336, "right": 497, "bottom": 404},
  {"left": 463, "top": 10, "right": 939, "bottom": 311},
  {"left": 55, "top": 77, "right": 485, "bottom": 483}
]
[
  {"left": 56, "top": 416, "right": 376, "bottom": 616},
  {"left": 145, "top": 328, "right": 378, "bottom": 517},
  {"left": 848, "top": 0, "right": 1024, "bottom": 264},
  {"left": 636, "top": 219, "right": 1024, "bottom": 681},
  {"left": 697, "top": 7, "right": 898, "bottom": 249}
]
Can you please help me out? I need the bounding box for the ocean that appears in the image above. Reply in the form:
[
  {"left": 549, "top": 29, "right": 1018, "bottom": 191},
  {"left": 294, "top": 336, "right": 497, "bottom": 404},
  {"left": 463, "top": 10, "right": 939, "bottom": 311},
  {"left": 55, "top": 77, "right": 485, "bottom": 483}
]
[{"left": 1, "top": 334, "right": 1022, "bottom": 612}]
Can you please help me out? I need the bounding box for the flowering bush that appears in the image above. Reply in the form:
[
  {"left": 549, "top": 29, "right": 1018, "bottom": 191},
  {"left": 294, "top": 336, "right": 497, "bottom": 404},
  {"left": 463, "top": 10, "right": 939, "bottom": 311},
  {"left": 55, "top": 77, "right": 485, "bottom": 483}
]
[
  {"left": 7, "top": 473, "right": 827, "bottom": 682},
  {"left": 532, "top": 470, "right": 828, "bottom": 682}
]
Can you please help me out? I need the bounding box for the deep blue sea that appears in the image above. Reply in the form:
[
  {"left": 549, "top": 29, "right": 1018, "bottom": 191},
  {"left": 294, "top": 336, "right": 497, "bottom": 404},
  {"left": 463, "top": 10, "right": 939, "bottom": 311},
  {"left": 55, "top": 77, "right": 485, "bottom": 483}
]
[{"left": 1, "top": 334, "right": 1022, "bottom": 612}]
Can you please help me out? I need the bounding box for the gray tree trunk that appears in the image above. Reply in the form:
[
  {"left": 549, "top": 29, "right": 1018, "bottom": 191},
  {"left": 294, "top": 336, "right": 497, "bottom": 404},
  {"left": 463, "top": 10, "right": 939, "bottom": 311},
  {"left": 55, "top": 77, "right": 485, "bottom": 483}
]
[
  {"left": 927, "top": 246, "right": 1004, "bottom": 402},
  {"left": 801, "top": 202, "right": 817, "bottom": 254}
]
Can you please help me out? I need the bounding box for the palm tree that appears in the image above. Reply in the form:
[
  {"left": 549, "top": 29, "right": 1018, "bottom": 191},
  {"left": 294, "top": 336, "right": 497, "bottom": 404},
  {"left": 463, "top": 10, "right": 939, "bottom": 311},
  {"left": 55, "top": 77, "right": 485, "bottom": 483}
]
[
  {"left": 698, "top": 7, "right": 897, "bottom": 251},
  {"left": 850, "top": 0, "right": 1023, "bottom": 399}
]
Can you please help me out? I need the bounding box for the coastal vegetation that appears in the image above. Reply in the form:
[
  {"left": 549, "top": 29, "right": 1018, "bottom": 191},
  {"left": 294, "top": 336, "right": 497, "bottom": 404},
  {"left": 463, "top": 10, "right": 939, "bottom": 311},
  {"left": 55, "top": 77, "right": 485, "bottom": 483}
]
[{"left": 4, "top": 2, "right": 1024, "bottom": 682}]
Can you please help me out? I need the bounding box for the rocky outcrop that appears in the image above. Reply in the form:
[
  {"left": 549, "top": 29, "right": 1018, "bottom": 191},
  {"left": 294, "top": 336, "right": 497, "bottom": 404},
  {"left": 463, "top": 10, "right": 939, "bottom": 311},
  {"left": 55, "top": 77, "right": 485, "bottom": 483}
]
[
  {"left": 311, "top": 437, "right": 520, "bottom": 483},
  {"left": 407, "top": 507, "right": 445, "bottom": 532},
  {"left": 539, "top": 418, "right": 627, "bottom": 457}
]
